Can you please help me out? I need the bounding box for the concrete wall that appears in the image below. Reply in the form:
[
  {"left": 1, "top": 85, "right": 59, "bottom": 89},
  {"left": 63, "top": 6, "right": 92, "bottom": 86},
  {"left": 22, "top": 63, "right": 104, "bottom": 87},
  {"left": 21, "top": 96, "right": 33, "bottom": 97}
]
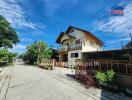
[
  {"left": 68, "top": 50, "right": 82, "bottom": 66},
  {"left": 82, "top": 39, "right": 102, "bottom": 52}
]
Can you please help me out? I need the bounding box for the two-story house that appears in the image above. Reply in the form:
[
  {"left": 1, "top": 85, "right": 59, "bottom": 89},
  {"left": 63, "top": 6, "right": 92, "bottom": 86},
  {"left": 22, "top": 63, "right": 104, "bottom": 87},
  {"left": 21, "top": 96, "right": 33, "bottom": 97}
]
[{"left": 56, "top": 26, "right": 104, "bottom": 64}]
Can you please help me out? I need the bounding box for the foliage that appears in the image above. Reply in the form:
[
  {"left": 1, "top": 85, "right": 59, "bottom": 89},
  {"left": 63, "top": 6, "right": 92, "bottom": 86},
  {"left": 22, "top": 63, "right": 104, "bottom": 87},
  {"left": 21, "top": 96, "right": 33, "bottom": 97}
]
[
  {"left": 0, "top": 15, "right": 19, "bottom": 48},
  {"left": 0, "top": 49, "right": 17, "bottom": 65},
  {"left": 95, "top": 71, "right": 107, "bottom": 84},
  {"left": 0, "top": 49, "right": 9, "bottom": 61},
  {"left": 95, "top": 70, "right": 116, "bottom": 84},
  {"left": 106, "top": 70, "right": 116, "bottom": 82},
  {"left": 75, "top": 65, "right": 95, "bottom": 88},
  {"left": 21, "top": 41, "right": 53, "bottom": 65},
  {"left": 43, "top": 48, "right": 53, "bottom": 59}
]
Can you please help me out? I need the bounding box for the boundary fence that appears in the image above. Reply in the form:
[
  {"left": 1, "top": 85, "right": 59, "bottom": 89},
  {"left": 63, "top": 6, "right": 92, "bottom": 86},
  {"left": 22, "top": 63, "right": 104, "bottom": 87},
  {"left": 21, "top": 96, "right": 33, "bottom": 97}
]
[{"left": 40, "top": 59, "right": 132, "bottom": 75}]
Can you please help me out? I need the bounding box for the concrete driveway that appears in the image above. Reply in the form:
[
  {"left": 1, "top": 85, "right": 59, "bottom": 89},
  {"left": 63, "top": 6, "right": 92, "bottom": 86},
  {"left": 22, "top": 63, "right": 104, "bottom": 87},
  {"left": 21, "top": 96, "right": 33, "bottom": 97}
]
[{"left": 0, "top": 65, "right": 131, "bottom": 100}]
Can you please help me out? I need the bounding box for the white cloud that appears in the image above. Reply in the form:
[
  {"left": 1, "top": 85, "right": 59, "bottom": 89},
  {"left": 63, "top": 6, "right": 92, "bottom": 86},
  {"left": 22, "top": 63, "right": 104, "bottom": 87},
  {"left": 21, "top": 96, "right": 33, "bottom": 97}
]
[
  {"left": 14, "top": 44, "right": 26, "bottom": 49},
  {"left": 94, "top": 2, "right": 132, "bottom": 38},
  {"left": 107, "top": 37, "right": 131, "bottom": 44},
  {"left": 0, "top": 0, "right": 37, "bottom": 29},
  {"left": 9, "top": 44, "right": 26, "bottom": 53},
  {"left": 21, "top": 38, "right": 32, "bottom": 42}
]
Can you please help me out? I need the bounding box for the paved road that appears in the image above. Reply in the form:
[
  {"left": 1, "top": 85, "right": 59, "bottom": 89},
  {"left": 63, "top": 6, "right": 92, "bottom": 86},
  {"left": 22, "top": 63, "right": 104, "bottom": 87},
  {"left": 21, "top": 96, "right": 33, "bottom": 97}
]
[{"left": 1, "top": 65, "right": 131, "bottom": 100}]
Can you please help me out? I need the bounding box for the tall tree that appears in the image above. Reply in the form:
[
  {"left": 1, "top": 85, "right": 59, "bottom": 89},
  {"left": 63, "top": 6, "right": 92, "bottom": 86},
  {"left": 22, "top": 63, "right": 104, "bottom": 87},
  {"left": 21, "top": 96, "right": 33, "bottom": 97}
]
[
  {"left": 22, "top": 41, "right": 52, "bottom": 65},
  {"left": 0, "top": 15, "right": 19, "bottom": 48}
]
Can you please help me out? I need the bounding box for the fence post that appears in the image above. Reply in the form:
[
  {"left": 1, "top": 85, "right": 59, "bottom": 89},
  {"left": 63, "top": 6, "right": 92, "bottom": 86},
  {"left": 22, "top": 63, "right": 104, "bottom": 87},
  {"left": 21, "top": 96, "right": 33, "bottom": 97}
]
[{"left": 125, "top": 64, "right": 128, "bottom": 74}]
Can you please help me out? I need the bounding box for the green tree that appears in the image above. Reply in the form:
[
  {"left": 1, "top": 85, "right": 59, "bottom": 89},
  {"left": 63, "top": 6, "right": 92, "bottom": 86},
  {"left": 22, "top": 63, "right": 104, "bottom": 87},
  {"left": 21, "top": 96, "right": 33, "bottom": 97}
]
[
  {"left": 0, "top": 49, "right": 17, "bottom": 65},
  {"left": 0, "top": 15, "right": 19, "bottom": 48},
  {"left": 22, "top": 41, "right": 53, "bottom": 65},
  {"left": 0, "top": 49, "right": 9, "bottom": 61}
]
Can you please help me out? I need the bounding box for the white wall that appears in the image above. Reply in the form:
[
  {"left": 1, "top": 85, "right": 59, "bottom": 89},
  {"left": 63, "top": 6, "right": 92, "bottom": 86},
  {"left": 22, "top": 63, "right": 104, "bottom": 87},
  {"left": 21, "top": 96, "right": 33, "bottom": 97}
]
[
  {"left": 68, "top": 50, "right": 82, "bottom": 66},
  {"left": 68, "top": 29, "right": 85, "bottom": 45},
  {"left": 82, "top": 40, "right": 102, "bottom": 52},
  {"left": 60, "top": 34, "right": 69, "bottom": 45}
]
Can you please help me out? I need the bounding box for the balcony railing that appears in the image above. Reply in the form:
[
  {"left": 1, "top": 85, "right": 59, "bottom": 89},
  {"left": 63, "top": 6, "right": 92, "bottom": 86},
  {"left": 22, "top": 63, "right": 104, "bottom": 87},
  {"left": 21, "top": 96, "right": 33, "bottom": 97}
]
[
  {"left": 57, "top": 45, "right": 68, "bottom": 52},
  {"left": 57, "top": 44, "right": 82, "bottom": 52},
  {"left": 68, "top": 43, "right": 82, "bottom": 51}
]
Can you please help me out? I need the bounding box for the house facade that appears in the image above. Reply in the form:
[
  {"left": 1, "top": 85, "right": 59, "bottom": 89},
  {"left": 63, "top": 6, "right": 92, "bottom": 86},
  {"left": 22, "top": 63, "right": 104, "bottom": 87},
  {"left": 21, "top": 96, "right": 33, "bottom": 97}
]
[{"left": 56, "top": 26, "right": 104, "bottom": 64}]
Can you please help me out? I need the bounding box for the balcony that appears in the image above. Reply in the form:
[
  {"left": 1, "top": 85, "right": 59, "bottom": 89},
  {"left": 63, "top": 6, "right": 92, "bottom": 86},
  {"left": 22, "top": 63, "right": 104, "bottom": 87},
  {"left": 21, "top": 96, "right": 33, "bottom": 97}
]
[
  {"left": 68, "top": 43, "right": 82, "bottom": 51},
  {"left": 57, "top": 44, "right": 82, "bottom": 52},
  {"left": 57, "top": 45, "right": 68, "bottom": 52}
]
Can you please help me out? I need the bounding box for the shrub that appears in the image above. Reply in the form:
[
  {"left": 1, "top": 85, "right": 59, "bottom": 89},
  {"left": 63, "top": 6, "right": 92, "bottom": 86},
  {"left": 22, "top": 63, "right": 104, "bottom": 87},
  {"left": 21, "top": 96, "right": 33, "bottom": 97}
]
[
  {"left": 75, "top": 65, "right": 95, "bottom": 88},
  {"left": 95, "top": 70, "right": 116, "bottom": 85},
  {"left": 84, "top": 73, "right": 95, "bottom": 88},
  {"left": 106, "top": 70, "right": 115, "bottom": 82},
  {"left": 95, "top": 71, "right": 107, "bottom": 84}
]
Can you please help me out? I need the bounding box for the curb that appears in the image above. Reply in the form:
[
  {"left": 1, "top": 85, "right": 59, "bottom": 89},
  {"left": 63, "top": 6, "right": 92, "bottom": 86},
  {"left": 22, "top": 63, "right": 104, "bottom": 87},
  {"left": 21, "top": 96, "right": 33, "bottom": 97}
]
[{"left": 0, "top": 67, "right": 12, "bottom": 100}]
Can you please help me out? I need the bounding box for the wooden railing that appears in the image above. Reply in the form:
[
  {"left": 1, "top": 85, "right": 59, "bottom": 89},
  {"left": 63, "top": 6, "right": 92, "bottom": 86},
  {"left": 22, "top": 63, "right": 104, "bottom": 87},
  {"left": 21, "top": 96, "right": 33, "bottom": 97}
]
[
  {"left": 39, "top": 59, "right": 67, "bottom": 68},
  {"left": 82, "top": 60, "right": 132, "bottom": 75},
  {"left": 54, "top": 61, "right": 67, "bottom": 67},
  {"left": 39, "top": 59, "right": 132, "bottom": 75},
  {"left": 57, "top": 45, "right": 68, "bottom": 52}
]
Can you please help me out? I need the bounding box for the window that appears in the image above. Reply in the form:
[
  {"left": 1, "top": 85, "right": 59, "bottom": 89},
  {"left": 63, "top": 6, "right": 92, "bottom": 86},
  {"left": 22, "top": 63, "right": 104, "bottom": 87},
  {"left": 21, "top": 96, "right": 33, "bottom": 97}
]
[
  {"left": 71, "top": 53, "right": 78, "bottom": 58},
  {"left": 66, "top": 43, "right": 69, "bottom": 46},
  {"left": 90, "top": 41, "right": 94, "bottom": 47},
  {"left": 75, "top": 53, "right": 78, "bottom": 58},
  {"left": 76, "top": 39, "right": 81, "bottom": 44}
]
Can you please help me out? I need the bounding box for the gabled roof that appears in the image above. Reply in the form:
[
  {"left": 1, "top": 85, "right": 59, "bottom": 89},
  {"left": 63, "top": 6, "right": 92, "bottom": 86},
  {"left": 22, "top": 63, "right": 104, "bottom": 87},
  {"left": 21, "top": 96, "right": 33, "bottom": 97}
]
[
  {"left": 66, "top": 26, "right": 104, "bottom": 45},
  {"left": 56, "top": 32, "right": 76, "bottom": 44}
]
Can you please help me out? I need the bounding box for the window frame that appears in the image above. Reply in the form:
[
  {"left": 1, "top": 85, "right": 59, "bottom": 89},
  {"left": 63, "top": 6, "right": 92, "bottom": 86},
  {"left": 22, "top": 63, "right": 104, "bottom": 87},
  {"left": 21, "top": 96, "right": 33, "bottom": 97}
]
[{"left": 71, "top": 53, "right": 79, "bottom": 58}]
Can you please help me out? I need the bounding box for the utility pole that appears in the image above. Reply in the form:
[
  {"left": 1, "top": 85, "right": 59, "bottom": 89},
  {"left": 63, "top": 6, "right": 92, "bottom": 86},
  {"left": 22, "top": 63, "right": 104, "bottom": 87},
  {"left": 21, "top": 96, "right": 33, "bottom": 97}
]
[
  {"left": 121, "top": 41, "right": 124, "bottom": 48},
  {"left": 130, "top": 33, "right": 132, "bottom": 41},
  {"left": 37, "top": 41, "right": 41, "bottom": 67}
]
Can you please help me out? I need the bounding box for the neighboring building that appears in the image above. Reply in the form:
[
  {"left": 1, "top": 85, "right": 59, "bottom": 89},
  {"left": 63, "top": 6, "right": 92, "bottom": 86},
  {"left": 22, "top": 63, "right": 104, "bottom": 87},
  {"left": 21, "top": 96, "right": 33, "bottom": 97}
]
[
  {"left": 56, "top": 26, "right": 104, "bottom": 64},
  {"left": 83, "top": 48, "right": 132, "bottom": 61}
]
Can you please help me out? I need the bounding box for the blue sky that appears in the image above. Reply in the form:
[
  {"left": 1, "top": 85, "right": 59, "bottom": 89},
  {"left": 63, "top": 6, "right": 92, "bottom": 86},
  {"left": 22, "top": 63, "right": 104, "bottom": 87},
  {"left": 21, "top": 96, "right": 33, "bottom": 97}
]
[{"left": 0, "top": 0, "right": 132, "bottom": 53}]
